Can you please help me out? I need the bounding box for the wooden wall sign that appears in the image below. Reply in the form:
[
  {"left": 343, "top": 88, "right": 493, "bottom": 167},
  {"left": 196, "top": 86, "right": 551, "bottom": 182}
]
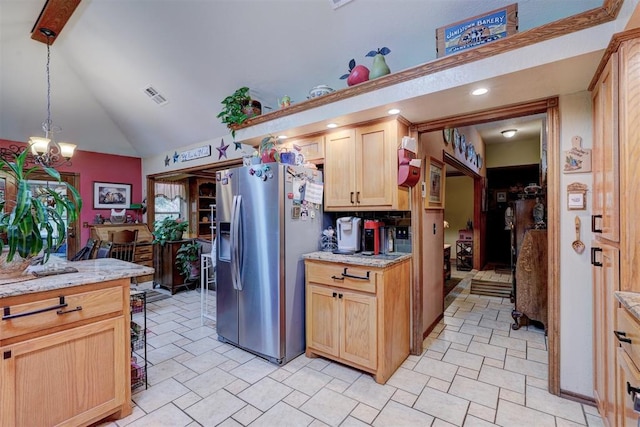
[
  {"left": 436, "top": 4, "right": 518, "bottom": 57},
  {"left": 563, "top": 135, "right": 591, "bottom": 173},
  {"left": 567, "top": 182, "right": 588, "bottom": 210}
]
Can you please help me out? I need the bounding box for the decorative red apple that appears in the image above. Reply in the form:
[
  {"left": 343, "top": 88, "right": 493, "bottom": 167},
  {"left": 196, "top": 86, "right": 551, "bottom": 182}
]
[{"left": 340, "top": 59, "right": 370, "bottom": 86}]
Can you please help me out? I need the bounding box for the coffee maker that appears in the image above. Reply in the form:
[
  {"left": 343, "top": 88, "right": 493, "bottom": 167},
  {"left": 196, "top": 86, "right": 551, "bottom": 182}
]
[
  {"left": 336, "top": 217, "right": 361, "bottom": 253},
  {"left": 363, "top": 220, "right": 384, "bottom": 254}
]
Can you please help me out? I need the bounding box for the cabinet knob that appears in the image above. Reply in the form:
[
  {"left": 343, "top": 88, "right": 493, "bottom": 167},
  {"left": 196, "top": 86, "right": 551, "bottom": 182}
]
[
  {"left": 591, "top": 215, "right": 602, "bottom": 233},
  {"left": 591, "top": 247, "right": 602, "bottom": 267},
  {"left": 614, "top": 330, "right": 632, "bottom": 344},
  {"left": 332, "top": 292, "right": 338, "bottom": 298}
]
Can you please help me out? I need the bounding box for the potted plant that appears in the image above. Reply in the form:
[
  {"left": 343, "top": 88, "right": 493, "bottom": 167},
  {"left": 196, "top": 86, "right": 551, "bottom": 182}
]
[
  {"left": 216, "top": 87, "right": 261, "bottom": 139},
  {"left": 175, "top": 240, "right": 201, "bottom": 281},
  {"left": 0, "top": 148, "right": 82, "bottom": 276},
  {"left": 151, "top": 217, "right": 189, "bottom": 246}
]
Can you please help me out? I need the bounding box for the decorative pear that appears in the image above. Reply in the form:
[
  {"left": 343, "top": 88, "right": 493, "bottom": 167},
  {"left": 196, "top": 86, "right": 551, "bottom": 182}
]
[{"left": 366, "top": 47, "right": 391, "bottom": 79}]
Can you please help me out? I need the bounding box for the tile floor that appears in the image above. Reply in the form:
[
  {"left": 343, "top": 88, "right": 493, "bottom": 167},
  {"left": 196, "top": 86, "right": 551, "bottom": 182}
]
[{"left": 101, "top": 272, "right": 604, "bottom": 427}]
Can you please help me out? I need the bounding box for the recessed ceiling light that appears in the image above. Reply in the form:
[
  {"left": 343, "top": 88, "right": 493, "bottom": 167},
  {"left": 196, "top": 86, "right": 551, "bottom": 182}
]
[
  {"left": 501, "top": 129, "right": 517, "bottom": 138},
  {"left": 326, "top": 123, "right": 338, "bottom": 128},
  {"left": 471, "top": 88, "right": 488, "bottom": 96},
  {"left": 277, "top": 135, "right": 288, "bottom": 140},
  {"left": 388, "top": 108, "right": 400, "bottom": 115}
]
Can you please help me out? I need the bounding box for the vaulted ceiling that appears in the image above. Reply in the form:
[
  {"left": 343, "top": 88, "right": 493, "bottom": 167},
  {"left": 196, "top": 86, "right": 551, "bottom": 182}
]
[{"left": 0, "top": 0, "right": 633, "bottom": 160}]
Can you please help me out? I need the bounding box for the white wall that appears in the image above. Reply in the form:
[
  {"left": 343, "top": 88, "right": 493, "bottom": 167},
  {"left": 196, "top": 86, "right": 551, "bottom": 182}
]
[{"left": 559, "top": 91, "right": 595, "bottom": 396}]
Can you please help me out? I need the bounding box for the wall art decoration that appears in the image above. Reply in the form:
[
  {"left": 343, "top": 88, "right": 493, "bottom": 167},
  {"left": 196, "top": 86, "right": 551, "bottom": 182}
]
[
  {"left": 426, "top": 156, "right": 445, "bottom": 209},
  {"left": 94, "top": 181, "right": 132, "bottom": 209},
  {"left": 563, "top": 135, "right": 592, "bottom": 173}
]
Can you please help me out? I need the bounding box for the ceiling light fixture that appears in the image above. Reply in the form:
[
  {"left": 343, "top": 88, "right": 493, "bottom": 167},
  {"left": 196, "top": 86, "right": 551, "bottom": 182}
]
[
  {"left": 501, "top": 129, "right": 517, "bottom": 138},
  {"left": 388, "top": 108, "right": 401, "bottom": 115},
  {"left": 28, "top": 28, "right": 76, "bottom": 167},
  {"left": 471, "top": 88, "right": 488, "bottom": 96},
  {"left": 326, "top": 123, "right": 338, "bottom": 129}
]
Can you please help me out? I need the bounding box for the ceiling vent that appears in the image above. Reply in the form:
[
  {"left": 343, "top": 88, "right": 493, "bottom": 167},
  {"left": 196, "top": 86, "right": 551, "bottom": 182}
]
[{"left": 142, "top": 85, "right": 169, "bottom": 106}]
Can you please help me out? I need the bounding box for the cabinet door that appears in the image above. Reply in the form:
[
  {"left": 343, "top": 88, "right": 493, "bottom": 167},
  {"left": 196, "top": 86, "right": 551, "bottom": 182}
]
[
  {"left": 324, "top": 129, "right": 357, "bottom": 209},
  {"left": 0, "top": 317, "right": 127, "bottom": 427},
  {"left": 306, "top": 284, "right": 340, "bottom": 357},
  {"left": 282, "top": 135, "right": 325, "bottom": 162},
  {"left": 592, "top": 241, "right": 620, "bottom": 425},
  {"left": 617, "top": 349, "right": 640, "bottom": 427},
  {"left": 339, "top": 291, "right": 377, "bottom": 370},
  {"left": 356, "top": 122, "right": 393, "bottom": 208},
  {"left": 592, "top": 53, "right": 619, "bottom": 242}
]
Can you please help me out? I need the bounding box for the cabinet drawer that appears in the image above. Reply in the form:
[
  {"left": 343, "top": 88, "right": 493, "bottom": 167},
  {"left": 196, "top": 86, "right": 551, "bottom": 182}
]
[
  {"left": 616, "top": 307, "right": 640, "bottom": 368},
  {"left": 306, "top": 262, "right": 377, "bottom": 293},
  {"left": 1, "top": 286, "right": 124, "bottom": 341}
]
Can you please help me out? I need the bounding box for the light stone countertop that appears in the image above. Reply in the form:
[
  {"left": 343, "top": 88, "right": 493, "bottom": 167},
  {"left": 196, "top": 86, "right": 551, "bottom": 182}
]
[
  {"left": 0, "top": 258, "right": 154, "bottom": 299},
  {"left": 302, "top": 251, "right": 411, "bottom": 268},
  {"left": 615, "top": 291, "right": 640, "bottom": 321}
]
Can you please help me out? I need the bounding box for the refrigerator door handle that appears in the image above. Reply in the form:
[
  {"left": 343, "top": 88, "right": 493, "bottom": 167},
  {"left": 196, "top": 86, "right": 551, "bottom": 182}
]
[{"left": 231, "top": 195, "right": 243, "bottom": 291}]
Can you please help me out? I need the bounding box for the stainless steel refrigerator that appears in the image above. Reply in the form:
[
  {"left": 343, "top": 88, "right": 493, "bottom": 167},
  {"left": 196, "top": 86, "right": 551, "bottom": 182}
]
[{"left": 216, "top": 163, "right": 323, "bottom": 364}]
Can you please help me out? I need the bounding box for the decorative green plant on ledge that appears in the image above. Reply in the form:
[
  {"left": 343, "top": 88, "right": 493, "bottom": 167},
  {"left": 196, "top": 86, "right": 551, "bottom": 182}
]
[{"left": 217, "top": 86, "right": 253, "bottom": 139}]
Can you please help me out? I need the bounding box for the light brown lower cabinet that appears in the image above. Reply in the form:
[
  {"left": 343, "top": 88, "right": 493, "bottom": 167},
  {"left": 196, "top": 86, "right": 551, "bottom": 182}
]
[
  {"left": 615, "top": 304, "right": 640, "bottom": 426},
  {"left": 305, "top": 258, "right": 410, "bottom": 384},
  {"left": 0, "top": 279, "right": 131, "bottom": 427}
]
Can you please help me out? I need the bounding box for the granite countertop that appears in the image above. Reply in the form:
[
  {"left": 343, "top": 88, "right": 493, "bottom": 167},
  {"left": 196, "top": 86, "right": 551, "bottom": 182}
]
[
  {"left": 302, "top": 251, "right": 412, "bottom": 268},
  {"left": 0, "top": 258, "right": 154, "bottom": 299},
  {"left": 616, "top": 291, "right": 640, "bottom": 321}
]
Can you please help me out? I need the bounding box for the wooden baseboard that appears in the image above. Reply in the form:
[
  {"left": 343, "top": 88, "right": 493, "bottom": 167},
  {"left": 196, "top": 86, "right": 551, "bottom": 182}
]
[
  {"left": 422, "top": 313, "right": 445, "bottom": 340},
  {"left": 559, "top": 389, "right": 596, "bottom": 406}
]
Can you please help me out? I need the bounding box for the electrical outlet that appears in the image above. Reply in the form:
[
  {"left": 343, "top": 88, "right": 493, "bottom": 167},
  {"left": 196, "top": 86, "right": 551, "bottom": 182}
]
[{"left": 396, "top": 226, "right": 409, "bottom": 240}]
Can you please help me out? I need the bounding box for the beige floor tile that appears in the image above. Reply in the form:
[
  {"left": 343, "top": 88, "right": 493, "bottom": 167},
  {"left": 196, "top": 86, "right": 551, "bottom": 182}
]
[
  {"left": 426, "top": 350, "right": 445, "bottom": 360},
  {"left": 391, "top": 389, "right": 419, "bottom": 407},
  {"left": 216, "top": 420, "right": 242, "bottom": 427},
  {"left": 223, "top": 347, "right": 256, "bottom": 364},
  {"left": 414, "top": 385, "right": 469, "bottom": 426},
  {"left": 504, "top": 355, "right": 548, "bottom": 380},
  {"left": 467, "top": 341, "right": 506, "bottom": 361},
  {"left": 509, "top": 327, "right": 546, "bottom": 344},
  {"left": 479, "top": 318, "right": 511, "bottom": 332},
  {"left": 114, "top": 405, "right": 146, "bottom": 426},
  {"left": 482, "top": 358, "right": 504, "bottom": 369},
  {"left": 325, "top": 377, "right": 351, "bottom": 393},
  {"left": 414, "top": 357, "right": 458, "bottom": 382},
  {"left": 172, "top": 391, "right": 202, "bottom": 410},
  {"left": 478, "top": 365, "right": 525, "bottom": 393},
  {"left": 133, "top": 377, "right": 190, "bottom": 413},
  {"left": 449, "top": 375, "right": 499, "bottom": 409},
  {"left": 450, "top": 342, "right": 469, "bottom": 351},
  {"left": 230, "top": 357, "right": 278, "bottom": 384},
  {"left": 146, "top": 359, "right": 189, "bottom": 386},
  {"left": 498, "top": 388, "right": 525, "bottom": 405},
  {"left": 428, "top": 377, "right": 452, "bottom": 392},
  {"left": 300, "top": 387, "right": 359, "bottom": 426},
  {"left": 231, "top": 404, "right": 262, "bottom": 426},
  {"left": 181, "top": 337, "right": 222, "bottom": 356},
  {"left": 185, "top": 389, "right": 246, "bottom": 427},
  {"left": 386, "top": 367, "right": 429, "bottom": 395},
  {"left": 283, "top": 366, "right": 334, "bottom": 396},
  {"left": 585, "top": 412, "right": 605, "bottom": 427},
  {"left": 527, "top": 347, "right": 548, "bottom": 363},
  {"left": 495, "top": 399, "right": 555, "bottom": 427},
  {"left": 350, "top": 403, "right": 379, "bottom": 424},
  {"left": 488, "top": 334, "right": 526, "bottom": 352},
  {"left": 526, "top": 375, "right": 549, "bottom": 390},
  {"left": 341, "top": 416, "right": 372, "bottom": 427},
  {"left": 147, "top": 343, "right": 186, "bottom": 365},
  {"left": 439, "top": 330, "right": 473, "bottom": 346},
  {"left": 506, "top": 348, "right": 527, "bottom": 359},
  {"left": 269, "top": 367, "right": 293, "bottom": 382},
  {"left": 224, "top": 378, "right": 251, "bottom": 395},
  {"left": 181, "top": 349, "right": 229, "bottom": 374},
  {"left": 463, "top": 414, "right": 497, "bottom": 426},
  {"left": 525, "top": 385, "right": 585, "bottom": 423},
  {"left": 283, "top": 389, "right": 311, "bottom": 408},
  {"left": 373, "top": 400, "right": 433, "bottom": 426},
  {"left": 444, "top": 348, "right": 484, "bottom": 371},
  {"left": 343, "top": 375, "right": 396, "bottom": 410},
  {"left": 467, "top": 402, "right": 495, "bottom": 423},
  {"left": 237, "top": 377, "right": 293, "bottom": 412},
  {"left": 459, "top": 324, "right": 494, "bottom": 339},
  {"left": 471, "top": 335, "right": 490, "bottom": 344},
  {"left": 147, "top": 331, "right": 184, "bottom": 348},
  {"left": 183, "top": 367, "right": 236, "bottom": 398},
  {"left": 457, "top": 367, "right": 479, "bottom": 380},
  {"left": 250, "top": 402, "right": 314, "bottom": 427},
  {"left": 308, "top": 357, "right": 331, "bottom": 371},
  {"left": 321, "top": 361, "right": 363, "bottom": 383},
  {"left": 556, "top": 417, "right": 586, "bottom": 427},
  {"left": 127, "top": 403, "right": 192, "bottom": 427}
]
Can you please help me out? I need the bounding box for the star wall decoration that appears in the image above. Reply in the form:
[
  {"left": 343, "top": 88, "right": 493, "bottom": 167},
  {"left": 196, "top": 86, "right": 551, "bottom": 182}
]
[
  {"left": 164, "top": 155, "right": 170, "bottom": 166},
  {"left": 234, "top": 141, "right": 242, "bottom": 151},
  {"left": 217, "top": 139, "right": 229, "bottom": 159},
  {"left": 173, "top": 151, "right": 179, "bottom": 163}
]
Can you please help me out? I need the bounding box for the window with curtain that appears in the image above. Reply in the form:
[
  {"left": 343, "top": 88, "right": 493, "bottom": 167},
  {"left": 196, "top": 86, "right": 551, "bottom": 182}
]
[{"left": 154, "top": 181, "right": 187, "bottom": 223}]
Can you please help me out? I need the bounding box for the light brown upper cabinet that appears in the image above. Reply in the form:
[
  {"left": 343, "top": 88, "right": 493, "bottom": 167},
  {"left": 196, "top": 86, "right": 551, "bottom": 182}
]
[{"left": 324, "top": 118, "right": 410, "bottom": 211}]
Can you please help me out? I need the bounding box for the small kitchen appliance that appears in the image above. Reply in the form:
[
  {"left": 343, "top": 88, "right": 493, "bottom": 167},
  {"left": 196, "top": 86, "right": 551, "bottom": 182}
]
[
  {"left": 336, "top": 217, "right": 361, "bottom": 253},
  {"left": 364, "top": 220, "right": 384, "bottom": 254}
]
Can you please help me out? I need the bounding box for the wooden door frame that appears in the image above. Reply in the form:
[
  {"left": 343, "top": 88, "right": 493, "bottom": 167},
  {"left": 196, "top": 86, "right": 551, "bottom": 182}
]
[{"left": 411, "top": 97, "right": 560, "bottom": 395}]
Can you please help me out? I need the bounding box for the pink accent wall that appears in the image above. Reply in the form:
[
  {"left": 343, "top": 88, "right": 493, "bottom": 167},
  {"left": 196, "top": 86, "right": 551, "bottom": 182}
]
[{"left": 1, "top": 139, "right": 143, "bottom": 243}]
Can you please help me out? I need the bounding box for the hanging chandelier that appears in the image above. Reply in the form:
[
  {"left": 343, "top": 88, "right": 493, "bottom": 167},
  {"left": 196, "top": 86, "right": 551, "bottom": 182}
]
[{"left": 28, "top": 27, "right": 76, "bottom": 167}]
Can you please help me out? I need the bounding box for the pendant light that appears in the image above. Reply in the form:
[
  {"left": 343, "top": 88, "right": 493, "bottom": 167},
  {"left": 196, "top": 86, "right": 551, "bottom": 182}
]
[{"left": 28, "top": 28, "right": 76, "bottom": 167}]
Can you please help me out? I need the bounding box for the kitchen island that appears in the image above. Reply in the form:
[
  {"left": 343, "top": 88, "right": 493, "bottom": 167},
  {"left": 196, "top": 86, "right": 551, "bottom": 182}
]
[
  {"left": 0, "top": 258, "right": 153, "bottom": 427},
  {"left": 303, "top": 251, "right": 411, "bottom": 384}
]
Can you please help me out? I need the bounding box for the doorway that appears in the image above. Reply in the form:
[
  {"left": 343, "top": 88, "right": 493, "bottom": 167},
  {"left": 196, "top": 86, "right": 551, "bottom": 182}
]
[{"left": 411, "top": 97, "right": 560, "bottom": 394}]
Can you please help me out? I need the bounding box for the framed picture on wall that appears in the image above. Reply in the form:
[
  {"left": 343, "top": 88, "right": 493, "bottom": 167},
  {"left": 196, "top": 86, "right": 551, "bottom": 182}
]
[
  {"left": 93, "top": 181, "right": 132, "bottom": 209},
  {"left": 496, "top": 191, "right": 507, "bottom": 203},
  {"left": 426, "top": 156, "right": 445, "bottom": 209}
]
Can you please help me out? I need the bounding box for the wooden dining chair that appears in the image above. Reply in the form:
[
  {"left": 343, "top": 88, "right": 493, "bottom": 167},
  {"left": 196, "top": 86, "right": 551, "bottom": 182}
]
[{"left": 94, "top": 241, "right": 113, "bottom": 259}]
